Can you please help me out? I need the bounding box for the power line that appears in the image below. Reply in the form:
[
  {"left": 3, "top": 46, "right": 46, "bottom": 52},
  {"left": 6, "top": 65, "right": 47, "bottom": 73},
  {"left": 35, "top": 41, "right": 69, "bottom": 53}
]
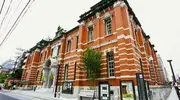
[
  {"left": 0, "top": 0, "right": 23, "bottom": 39},
  {"left": 3, "top": 0, "right": 34, "bottom": 42},
  {"left": 0, "top": 0, "right": 5, "bottom": 14},
  {"left": 0, "top": 0, "right": 13, "bottom": 33},
  {"left": 0, "top": 0, "right": 34, "bottom": 46}
]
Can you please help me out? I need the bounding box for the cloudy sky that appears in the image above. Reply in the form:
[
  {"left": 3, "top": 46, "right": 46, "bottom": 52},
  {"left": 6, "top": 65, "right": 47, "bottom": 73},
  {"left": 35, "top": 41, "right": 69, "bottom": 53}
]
[{"left": 0, "top": 0, "right": 179, "bottom": 80}]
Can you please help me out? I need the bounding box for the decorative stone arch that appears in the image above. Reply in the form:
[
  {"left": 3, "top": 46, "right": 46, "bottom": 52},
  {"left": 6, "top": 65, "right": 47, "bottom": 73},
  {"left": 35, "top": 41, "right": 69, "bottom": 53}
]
[
  {"left": 87, "top": 21, "right": 94, "bottom": 28},
  {"left": 67, "top": 36, "right": 72, "bottom": 41},
  {"left": 102, "top": 12, "right": 113, "bottom": 23}
]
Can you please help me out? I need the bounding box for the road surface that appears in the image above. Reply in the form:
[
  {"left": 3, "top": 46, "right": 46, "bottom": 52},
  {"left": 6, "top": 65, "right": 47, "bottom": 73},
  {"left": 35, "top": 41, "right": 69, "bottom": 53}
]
[
  {"left": 0, "top": 91, "right": 19, "bottom": 100},
  {"left": 167, "top": 87, "right": 179, "bottom": 100}
]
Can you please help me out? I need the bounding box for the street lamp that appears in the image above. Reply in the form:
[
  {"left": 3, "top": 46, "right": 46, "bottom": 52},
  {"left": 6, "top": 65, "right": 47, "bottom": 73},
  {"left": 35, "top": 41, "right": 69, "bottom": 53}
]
[
  {"left": 167, "top": 60, "right": 180, "bottom": 99},
  {"left": 167, "top": 60, "right": 176, "bottom": 85}
]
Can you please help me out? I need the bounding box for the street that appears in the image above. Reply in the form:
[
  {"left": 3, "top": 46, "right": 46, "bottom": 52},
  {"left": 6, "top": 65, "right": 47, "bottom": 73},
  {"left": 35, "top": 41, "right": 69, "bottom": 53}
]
[
  {"left": 167, "top": 87, "right": 179, "bottom": 100},
  {"left": 0, "top": 90, "right": 37, "bottom": 100},
  {"left": 0, "top": 91, "right": 19, "bottom": 100}
]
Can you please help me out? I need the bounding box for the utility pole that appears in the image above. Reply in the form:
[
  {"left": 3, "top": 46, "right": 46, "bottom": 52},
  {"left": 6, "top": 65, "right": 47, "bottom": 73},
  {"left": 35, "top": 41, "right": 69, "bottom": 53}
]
[
  {"left": 167, "top": 60, "right": 176, "bottom": 84},
  {"left": 139, "top": 58, "right": 148, "bottom": 100},
  {"left": 167, "top": 60, "right": 180, "bottom": 99}
]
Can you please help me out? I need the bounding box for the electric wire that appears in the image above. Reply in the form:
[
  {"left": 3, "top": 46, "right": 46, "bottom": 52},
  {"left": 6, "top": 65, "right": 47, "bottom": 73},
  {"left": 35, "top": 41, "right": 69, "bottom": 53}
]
[
  {"left": 0, "top": 0, "right": 13, "bottom": 33},
  {"left": 0, "top": 0, "right": 33, "bottom": 46},
  {"left": 0, "top": 0, "right": 5, "bottom": 14},
  {"left": 5, "top": 0, "right": 34, "bottom": 40},
  {"left": 0, "top": 0, "right": 23, "bottom": 39}
]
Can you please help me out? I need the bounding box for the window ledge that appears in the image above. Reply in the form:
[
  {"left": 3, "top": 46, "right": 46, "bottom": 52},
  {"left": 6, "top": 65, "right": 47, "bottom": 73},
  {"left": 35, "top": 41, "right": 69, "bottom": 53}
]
[
  {"left": 108, "top": 76, "right": 116, "bottom": 79},
  {"left": 62, "top": 80, "right": 75, "bottom": 82},
  {"left": 87, "top": 40, "right": 93, "bottom": 44},
  {"left": 65, "top": 52, "right": 70, "bottom": 55},
  {"left": 105, "top": 33, "right": 113, "bottom": 38}
]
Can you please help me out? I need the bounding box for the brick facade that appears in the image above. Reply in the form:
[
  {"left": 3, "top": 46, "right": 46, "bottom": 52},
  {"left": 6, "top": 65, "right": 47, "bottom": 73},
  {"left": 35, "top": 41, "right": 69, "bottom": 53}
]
[{"left": 21, "top": 0, "right": 163, "bottom": 99}]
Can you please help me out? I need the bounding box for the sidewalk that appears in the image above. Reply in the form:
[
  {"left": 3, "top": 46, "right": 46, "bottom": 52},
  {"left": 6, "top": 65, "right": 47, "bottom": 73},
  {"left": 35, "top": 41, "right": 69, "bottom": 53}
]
[
  {"left": 167, "top": 87, "right": 179, "bottom": 100},
  {"left": 8, "top": 89, "right": 77, "bottom": 100}
]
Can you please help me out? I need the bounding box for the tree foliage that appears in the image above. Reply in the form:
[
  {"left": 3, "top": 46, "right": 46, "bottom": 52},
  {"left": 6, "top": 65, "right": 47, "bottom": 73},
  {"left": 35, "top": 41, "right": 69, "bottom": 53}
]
[
  {"left": 0, "top": 73, "right": 8, "bottom": 83},
  {"left": 8, "top": 69, "right": 23, "bottom": 79},
  {"left": 80, "top": 48, "right": 103, "bottom": 87}
]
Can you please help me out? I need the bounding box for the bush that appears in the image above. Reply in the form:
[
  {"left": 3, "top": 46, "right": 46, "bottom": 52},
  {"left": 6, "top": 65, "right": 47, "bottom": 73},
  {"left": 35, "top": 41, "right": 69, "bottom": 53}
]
[
  {"left": 4, "top": 83, "right": 10, "bottom": 89},
  {"left": 41, "top": 75, "right": 45, "bottom": 82}
]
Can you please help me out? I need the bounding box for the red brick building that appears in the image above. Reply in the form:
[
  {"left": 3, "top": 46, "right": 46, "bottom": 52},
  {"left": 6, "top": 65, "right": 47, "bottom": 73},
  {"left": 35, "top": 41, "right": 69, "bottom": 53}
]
[{"left": 21, "top": 0, "right": 163, "bottom": 99}]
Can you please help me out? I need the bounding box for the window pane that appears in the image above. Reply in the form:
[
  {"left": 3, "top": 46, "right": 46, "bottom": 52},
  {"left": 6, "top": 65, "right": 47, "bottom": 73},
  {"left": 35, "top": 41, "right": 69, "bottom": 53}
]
[
  {"left": 76, "top": 36, "right": 79, "bottom": 49},
  {"left": 67, "top": 40, "right": 71, "bottom": 52},
  {"left": 107, "top": 52, "right": 115, "bottom": 77},
  {"left": 88, "top": 26, "right": 93, "bottom": 42},
  {"left": 57, "top": 45, "right": 61, "bottom": 56},
  {"left": 105, "top": 17, "right": 112, "bottom": 35},
  {"left": 64, "top": 64, "right": 68, "bottom": 80}
]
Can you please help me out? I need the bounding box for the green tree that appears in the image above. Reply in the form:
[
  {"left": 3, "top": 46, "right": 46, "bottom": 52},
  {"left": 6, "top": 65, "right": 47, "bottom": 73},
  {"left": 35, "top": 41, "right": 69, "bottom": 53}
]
[
  {"left": 80, "top": 48, "right": 103, "bottom": 88},
  {"left": 0, "top": 73, "right": 9, "bottom": 83},
  {"left": 8, "top": 69, "right": 23, "bottom": 79}
]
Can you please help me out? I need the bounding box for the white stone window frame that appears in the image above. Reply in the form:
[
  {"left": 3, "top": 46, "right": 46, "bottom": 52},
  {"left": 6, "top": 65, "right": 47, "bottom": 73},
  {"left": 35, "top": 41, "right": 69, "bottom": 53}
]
[
  {"left": 76, "top": 33, "right": 79, "bottom": 49},
  {"left": 66, "top": 37, "right": 72, "bottom": 53},
  {"left": 87, "top": 26, "right": 94, "bottom": 42},
  {"left": 107, "top": 51, "right": 115, "bottom": 77},
  {"left": 103, "top": 12, "right": 112, "bottom": 36},
  {"left": 64, "top": 64, "right": 69, "bottom": 81},
  {"left": 51, "top": 43, "right": 61, "bottom": 59},
  {"left": 39, "top": 52, "right": 43, "bottom": 62},
  {"left": 87, "top": 21, "right": 94, "bottom": 42}
]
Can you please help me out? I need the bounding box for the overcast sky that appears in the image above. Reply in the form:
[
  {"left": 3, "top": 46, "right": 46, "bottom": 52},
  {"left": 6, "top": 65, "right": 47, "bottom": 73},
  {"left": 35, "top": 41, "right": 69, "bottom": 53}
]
[{"left": 0, "top": 0, "right": 179, "bottom": 80}]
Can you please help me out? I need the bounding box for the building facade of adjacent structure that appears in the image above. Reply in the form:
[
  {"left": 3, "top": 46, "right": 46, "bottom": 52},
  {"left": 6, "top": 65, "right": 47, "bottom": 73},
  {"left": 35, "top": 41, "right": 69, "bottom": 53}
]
[
  {"left": 0, "top": 59, "right": 14, "bottom": 74},
  {"left": 157, "top": 54, "right": 169, "bottom": 84},
  {"left": 21, "top": 0, "right": 163, "bottom": 99}
]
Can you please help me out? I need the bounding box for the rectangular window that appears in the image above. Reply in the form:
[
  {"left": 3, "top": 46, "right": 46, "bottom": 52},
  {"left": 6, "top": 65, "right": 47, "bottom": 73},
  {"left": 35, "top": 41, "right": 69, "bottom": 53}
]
[
  {"left": 64, "top": 64, "right": 68, "bottom": 80},
  {"left": 52, "top": 45, "right": 60, "bottom": 58},
  {"left": 76, "top": 36, "right": 79, "bottom": 49},
  {"left": 51, "top": 48, "right": 54, "bottom": 57},
  {"left": 67, "top": 40, "right": 71, "bottom": 52},
  {"left": 57, "top": 45, "right": 61, "bottom": 56},
  {"left": 88, "top": 26, "right": 93, "bottom": 42},
  {"left": 105, "top": 17, "right": 112, "bottom": 35},
  {"left": 107, "top": 52, "right": 115, "bottom": 77},
  {"left": 74, "top": 62, "right": 77, "bottom": 80},
  {"left": 39, "top": 53, "right": 43, "bottom": 62},
  {"left": 36, "top": 71, "right": 39, "bottom": 81},
  {"left": 44, "top": 51, "right": 47, "bottom": 60}
]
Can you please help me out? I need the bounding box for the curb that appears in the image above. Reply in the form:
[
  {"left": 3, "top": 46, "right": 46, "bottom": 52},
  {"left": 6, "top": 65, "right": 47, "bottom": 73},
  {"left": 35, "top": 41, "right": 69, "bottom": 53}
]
[{"left": 10, "top": 90, "right": 60, "bottom": 100}]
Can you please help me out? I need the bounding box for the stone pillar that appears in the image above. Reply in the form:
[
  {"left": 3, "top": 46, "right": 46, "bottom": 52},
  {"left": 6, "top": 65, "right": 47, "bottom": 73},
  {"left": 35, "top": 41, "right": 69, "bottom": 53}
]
[
  {"left": 51, "top": 64, "right": 58, "bottom": 87},
  {"left": 43, "top": 67, "right": 50, "bottom": 88}
]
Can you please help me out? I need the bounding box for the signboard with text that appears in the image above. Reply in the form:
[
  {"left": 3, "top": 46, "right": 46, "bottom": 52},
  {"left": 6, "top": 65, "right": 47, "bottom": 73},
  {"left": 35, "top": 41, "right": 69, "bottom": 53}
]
[{"left": 79, "top": 90, "right": 94, "bottom": 97}]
